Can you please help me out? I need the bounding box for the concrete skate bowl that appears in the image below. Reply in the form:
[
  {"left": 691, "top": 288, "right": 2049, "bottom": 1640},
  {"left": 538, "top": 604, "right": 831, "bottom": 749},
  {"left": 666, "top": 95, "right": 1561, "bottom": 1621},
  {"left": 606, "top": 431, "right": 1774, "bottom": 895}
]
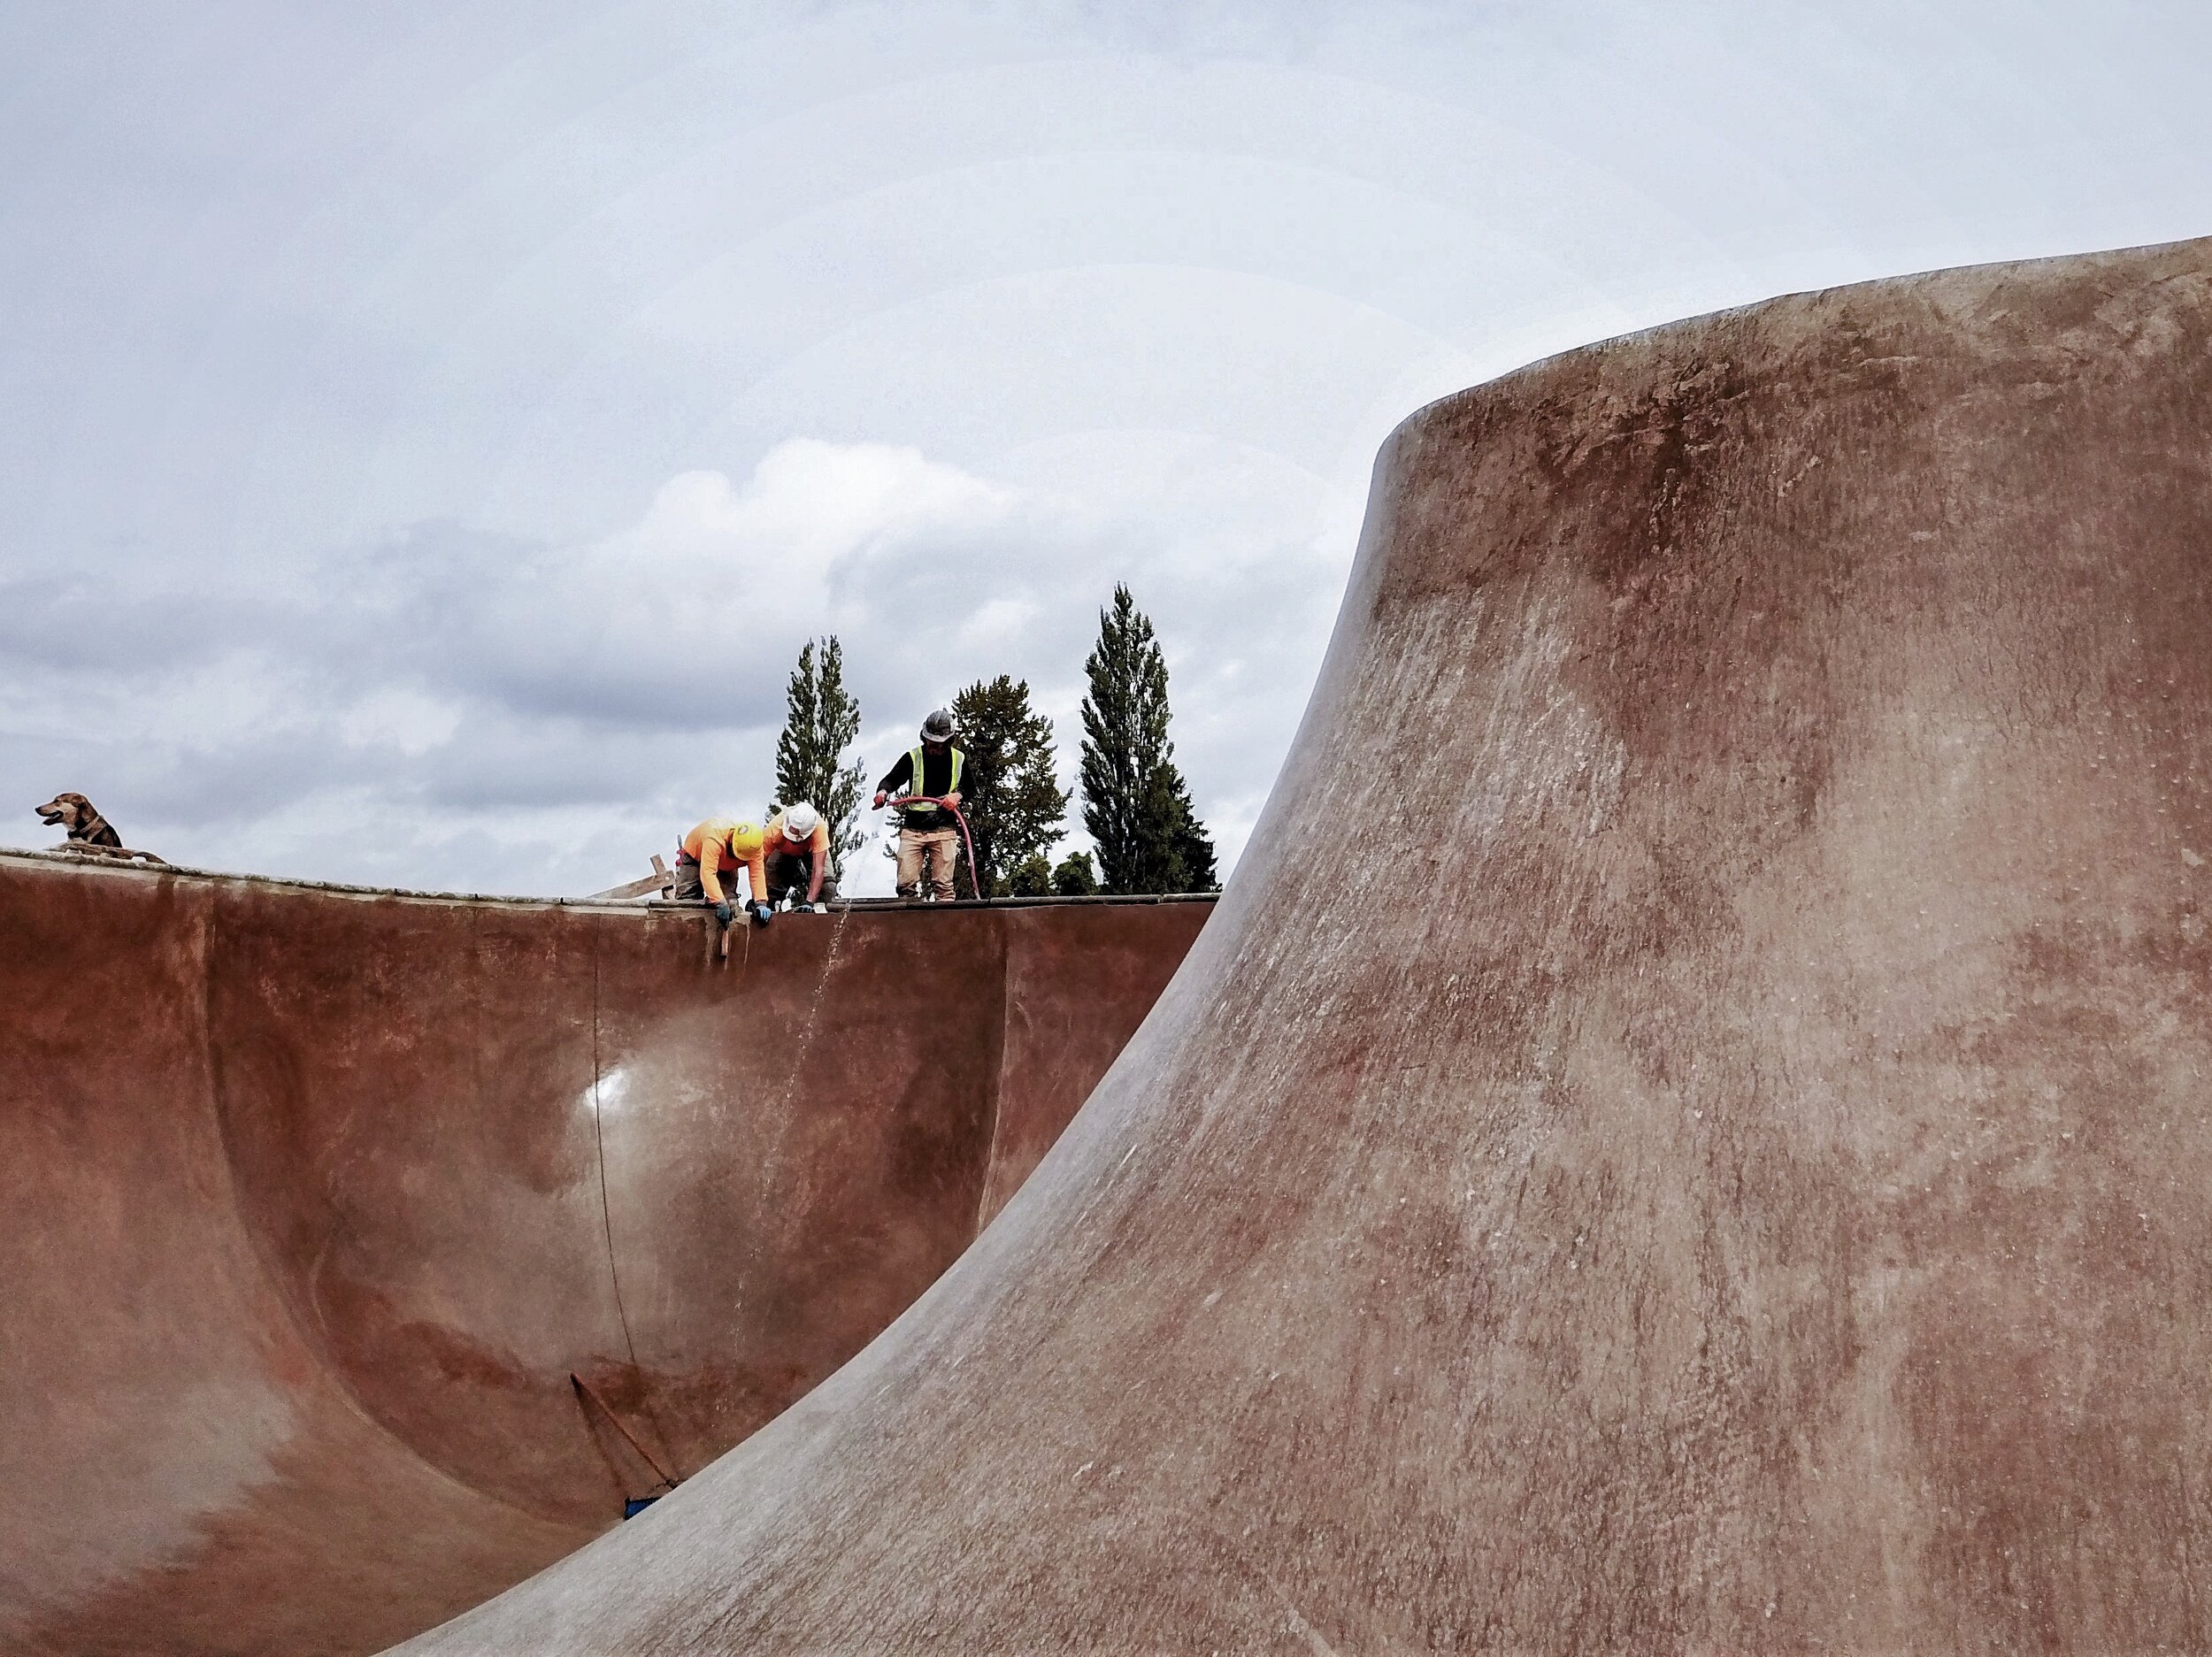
[
  {"left": 380, "top": 237, "right": 2212, "bottom": 1654},
  {"left": 0, "top": 853, "right": 1210, "bottom": 1655}
]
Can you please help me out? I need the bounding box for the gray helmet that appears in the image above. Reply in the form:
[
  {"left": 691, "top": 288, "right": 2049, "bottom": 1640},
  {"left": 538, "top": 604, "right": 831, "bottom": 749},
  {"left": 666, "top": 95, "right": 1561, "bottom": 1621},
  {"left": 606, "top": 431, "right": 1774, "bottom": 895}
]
[{"left": 921, "top": 709, "right": 955, "bottom": 741}]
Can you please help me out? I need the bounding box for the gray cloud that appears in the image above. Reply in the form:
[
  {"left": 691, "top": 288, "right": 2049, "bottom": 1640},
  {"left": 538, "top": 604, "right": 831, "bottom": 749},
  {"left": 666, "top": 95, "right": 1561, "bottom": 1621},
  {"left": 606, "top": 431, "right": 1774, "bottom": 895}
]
[
  {"left": 5, "top": 437, "right": 1332, "bottom": 894},
  {"left": 6, "top": 0, "right": 2210, "bottom": 894}
]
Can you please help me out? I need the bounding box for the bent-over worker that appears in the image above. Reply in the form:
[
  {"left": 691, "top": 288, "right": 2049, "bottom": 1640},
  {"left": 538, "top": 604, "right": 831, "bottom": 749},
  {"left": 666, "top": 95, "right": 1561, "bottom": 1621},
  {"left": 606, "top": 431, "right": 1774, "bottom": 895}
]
[
  {"left": 763, "top": 802, "right": 836, "bottom": 911},
  {"left": 872, "top": 709, "right": 965, "bottom": 901},
  {"left": 674, "top": 816, "right": 772, "bottom": 926}
]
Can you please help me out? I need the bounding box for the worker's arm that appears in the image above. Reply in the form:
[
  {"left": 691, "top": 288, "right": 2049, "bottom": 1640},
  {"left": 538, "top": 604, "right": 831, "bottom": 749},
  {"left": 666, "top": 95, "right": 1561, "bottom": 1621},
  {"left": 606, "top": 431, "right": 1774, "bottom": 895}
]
[
  {"left": 698, "top": 830, "right": 726, "bottom": 905},
  {"left": 872, "top": 753, "right": 912, "bottom": 809},
  {"left": 806, "top": 824, "right": 830, "bottom": 902},
  {"left": 743, "top": 842, "right": 767, "bottom": 907}
]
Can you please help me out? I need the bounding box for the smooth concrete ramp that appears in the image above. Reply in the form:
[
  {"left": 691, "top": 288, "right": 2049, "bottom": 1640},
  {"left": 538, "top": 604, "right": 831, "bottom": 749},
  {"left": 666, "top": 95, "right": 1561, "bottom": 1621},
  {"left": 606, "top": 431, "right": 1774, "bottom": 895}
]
[
  {"left": 0, "top": 857, "right": 1208, "bottom": 1654},
  {"left": 397, "top": 237, "right": 2212, "bottom": 1652}
]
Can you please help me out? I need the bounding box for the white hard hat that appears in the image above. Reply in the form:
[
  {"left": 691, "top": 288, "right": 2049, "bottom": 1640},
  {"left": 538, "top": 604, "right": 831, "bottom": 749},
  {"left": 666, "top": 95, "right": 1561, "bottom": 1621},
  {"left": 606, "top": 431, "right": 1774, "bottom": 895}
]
[{"left": 782, "top": 802, "right": 821, "bottom": 840}]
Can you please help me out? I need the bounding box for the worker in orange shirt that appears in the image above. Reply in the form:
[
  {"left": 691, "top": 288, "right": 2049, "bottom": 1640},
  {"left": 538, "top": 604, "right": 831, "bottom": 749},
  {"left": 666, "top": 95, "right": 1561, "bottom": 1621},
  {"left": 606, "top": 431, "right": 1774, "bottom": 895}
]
[
  {"left": 762, "top": 802, "right": 836, "bottom": 912},
  {"left": 673, "top": 816, "right": 772, "bottom": 927}
]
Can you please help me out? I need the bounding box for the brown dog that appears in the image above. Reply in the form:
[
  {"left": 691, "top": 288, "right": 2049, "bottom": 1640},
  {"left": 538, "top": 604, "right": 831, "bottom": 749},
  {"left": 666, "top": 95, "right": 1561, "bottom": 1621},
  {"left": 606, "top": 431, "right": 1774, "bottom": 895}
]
[{"left": 35, "top": 794, "right": 165, "bottom": 863}]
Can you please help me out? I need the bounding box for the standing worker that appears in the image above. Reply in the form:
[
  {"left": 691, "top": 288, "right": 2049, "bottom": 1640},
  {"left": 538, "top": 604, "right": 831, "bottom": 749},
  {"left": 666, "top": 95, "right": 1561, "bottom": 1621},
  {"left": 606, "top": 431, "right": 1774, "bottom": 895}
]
[
  {"left": 872, "top": 710, "right": 965, "bottom": 901},
  {"left": 763, "top": 802, "right": 836, "bottom": 911},
  {"left": 674, "top": 816, "right": 773, "bottom": 926}
]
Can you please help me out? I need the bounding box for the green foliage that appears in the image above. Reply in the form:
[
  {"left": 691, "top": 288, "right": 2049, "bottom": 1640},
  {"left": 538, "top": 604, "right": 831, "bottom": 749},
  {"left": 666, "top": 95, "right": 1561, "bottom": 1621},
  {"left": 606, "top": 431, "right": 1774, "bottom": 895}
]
[
  {"left": 949, "top": 674, "right": 1069, "bottom": 899},
  {"left": 1006, "top": 851, "right": 1054, "bottom": 897},
  {"left": 772, "top": 637, "right": 865, "bottom": 880},
  {"left": 1078, "top": 585, "right": 1216, "bottom": 894},
  {"left": 1050, "top": 849, "right": 1100, "bottom": 896},
  {"left": 1160, "top": 766, "right": 1219, "bottom": 893}
]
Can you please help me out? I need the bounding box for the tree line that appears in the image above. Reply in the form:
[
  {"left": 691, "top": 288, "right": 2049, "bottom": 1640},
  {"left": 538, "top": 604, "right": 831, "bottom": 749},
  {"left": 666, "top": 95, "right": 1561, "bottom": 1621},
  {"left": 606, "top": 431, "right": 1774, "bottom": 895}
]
[{"left": 771, "top": 584, "right": 1217, "bottom": 898}]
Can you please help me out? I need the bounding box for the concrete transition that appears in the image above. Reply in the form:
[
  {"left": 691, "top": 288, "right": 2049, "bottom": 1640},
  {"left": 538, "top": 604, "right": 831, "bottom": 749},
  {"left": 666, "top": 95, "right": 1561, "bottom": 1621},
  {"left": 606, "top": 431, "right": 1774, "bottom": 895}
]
[
  {"left": 387, "top": 237, "right": 2212, "bottom": 1652},
  {"left": 0, "top": 856, "right": 1209, "bottom": 1655}
]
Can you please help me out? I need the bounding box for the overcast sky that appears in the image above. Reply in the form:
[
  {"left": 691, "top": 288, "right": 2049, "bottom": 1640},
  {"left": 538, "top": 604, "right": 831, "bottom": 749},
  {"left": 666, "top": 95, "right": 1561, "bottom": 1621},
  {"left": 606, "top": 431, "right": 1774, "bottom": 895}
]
[{"left": 4, "top": 1, "right": 2208, "bottom": 896}]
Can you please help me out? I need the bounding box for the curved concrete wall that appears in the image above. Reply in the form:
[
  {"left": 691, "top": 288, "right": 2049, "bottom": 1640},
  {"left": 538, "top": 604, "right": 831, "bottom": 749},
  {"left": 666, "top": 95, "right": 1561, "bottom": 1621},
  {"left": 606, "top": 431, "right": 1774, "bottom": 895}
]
[
  {"left": 403, "top": 236, "right": 2212, "bottom": 1653},
  {"left": 0, "top": 854, "right": 1209, "bottom": 1653}
]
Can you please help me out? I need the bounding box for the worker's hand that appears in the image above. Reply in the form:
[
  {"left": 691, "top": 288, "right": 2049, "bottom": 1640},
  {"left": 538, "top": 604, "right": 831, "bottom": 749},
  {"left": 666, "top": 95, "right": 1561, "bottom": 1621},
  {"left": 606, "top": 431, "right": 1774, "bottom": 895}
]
[
  {"left": 943, "top": 790, "right": 961, "bottom": 808},
  {"left": 713, "top": 901, "right": 734, "bottom": 926},
  {"left": 789, "top": 901, "right": 815, "bottom": 914},
  {"left": 749, "top": 900, "right": 773, "bottom": 925},
  {"left": 872, "top": 791, "right": 887, "bottom": 809}
]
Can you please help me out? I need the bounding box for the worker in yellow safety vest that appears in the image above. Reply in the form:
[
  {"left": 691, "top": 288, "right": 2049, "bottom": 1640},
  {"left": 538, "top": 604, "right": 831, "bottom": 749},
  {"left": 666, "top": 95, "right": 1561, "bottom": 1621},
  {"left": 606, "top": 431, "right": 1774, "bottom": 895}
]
[
  {"left": 872, "top": 710, "right": 964, "bottom": 901},
  {"left": 673, "top": 816, "right": 772, "bottom": 926}
]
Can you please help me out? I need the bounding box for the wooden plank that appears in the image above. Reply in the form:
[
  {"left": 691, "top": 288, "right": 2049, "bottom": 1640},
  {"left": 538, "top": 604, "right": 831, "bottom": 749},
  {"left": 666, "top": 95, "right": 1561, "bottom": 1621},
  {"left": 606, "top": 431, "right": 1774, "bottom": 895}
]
[{"left": 588, "top": 854, "right": 676, "bottom": 901}]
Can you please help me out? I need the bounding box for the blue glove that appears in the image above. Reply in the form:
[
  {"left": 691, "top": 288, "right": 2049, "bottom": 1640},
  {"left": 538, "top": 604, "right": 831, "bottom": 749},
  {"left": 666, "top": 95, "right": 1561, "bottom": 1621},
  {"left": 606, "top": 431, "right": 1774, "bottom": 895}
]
[
  {"left": 713, "top": 901, "right": 734, "bottom": 926},
  {"left": 749, "top": 900, "right": 773, "bottom": 925}
]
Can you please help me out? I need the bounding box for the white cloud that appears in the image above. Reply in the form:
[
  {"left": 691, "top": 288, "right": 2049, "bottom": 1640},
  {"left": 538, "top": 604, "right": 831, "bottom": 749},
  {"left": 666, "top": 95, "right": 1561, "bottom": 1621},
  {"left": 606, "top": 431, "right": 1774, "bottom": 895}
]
[
  {"left": 337, "top": 687, "right": 464, "bottom": 756},
  {"left": 444, "top": 440, "right": 1018, "bottom": 724},
  {"left": 2, "top": 435, "right": 1339, "bottom": 897},
  {"left": 956, "top": 596, "right": 1042, "bottom": 650}
]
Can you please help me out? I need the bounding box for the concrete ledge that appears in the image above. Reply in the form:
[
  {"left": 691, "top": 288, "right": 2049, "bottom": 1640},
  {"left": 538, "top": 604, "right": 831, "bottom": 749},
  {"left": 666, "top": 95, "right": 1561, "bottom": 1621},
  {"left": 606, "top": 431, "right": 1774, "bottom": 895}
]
[{"left": 0, "top": 847, "right": 1217, "bottom": 913}]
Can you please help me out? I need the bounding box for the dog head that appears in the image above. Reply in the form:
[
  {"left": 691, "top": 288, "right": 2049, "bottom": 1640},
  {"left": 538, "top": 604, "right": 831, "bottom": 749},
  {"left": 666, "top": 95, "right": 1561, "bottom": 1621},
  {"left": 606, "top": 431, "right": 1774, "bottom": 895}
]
[{"left": 36, "top": 793, "right": 96, "bottom": 833}]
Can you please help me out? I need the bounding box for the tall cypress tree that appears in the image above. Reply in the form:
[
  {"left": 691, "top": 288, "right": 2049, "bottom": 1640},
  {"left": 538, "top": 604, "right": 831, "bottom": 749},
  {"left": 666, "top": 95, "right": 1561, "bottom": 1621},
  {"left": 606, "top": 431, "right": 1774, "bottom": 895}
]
[
  {"left": 1078, "top": 585, "right": 1216, "bottom": 894},
  {"left": 772, "top": 637, "right": 865, "bottom": 880},
  {"left": 949, "top": 674, "right": 1069, "bottom": 897}
]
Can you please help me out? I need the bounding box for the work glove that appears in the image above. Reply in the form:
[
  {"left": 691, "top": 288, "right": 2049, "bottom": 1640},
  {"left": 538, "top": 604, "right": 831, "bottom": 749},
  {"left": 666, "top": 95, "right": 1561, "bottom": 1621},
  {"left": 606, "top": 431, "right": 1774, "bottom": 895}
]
[
  {"left": 713, "top": 900, "right": 734, "bottom": 926},
  {"left": 749, "top": 900, "right": 773, "bottom": 925},
  {"left": 789, "top": 901, "right": 816, "bottom": 914}
]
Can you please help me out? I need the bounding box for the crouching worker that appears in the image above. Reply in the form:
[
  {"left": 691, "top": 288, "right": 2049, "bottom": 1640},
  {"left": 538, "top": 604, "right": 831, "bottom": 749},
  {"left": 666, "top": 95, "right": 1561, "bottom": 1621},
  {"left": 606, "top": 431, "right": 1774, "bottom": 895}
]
[
  {"left": 872, "top": 709, "right": 964, "bottom": 901},
  {"left": 763, "top": 802, "right": 836, "bottom": 911},
  {"left": 674, "top": 816, "right": 772, "bottom": 927}
]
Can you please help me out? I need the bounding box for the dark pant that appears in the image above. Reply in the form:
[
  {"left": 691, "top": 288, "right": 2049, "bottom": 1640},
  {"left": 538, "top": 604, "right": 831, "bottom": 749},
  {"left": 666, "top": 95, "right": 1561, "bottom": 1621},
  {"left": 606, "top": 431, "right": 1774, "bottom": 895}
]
[
  {"left": 672, "top": 857, "right": 711, "bottom": 902},
  {"left": 764, "top": 849, "right": 837, "bottom": 904}
]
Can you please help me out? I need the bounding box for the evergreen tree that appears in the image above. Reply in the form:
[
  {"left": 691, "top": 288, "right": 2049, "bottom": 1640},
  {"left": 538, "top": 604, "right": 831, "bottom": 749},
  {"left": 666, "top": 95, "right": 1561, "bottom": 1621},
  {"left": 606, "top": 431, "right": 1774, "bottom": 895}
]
[
  {"left": 948, "top": 675, "right": 1069, "bottom": 897},
  {"left": 1079, "top": 586, "right": 1167, "bottom": 893},
  {"left": 772, "top": 637, "right": 865, "bottom": 881},
  {"left": 1050, "top": 849, "right": 1100, "bottom": 896},
  {"left": 1006, "top": 852, "right": 1054, "bottom": 896},
  {"left": 1174, "top": 817, "right": 1218, "bottom": 892},
  {"left": 1162, "top": 768, "right": 1218, "bottom": 893},
  {"left": 1078, "top": 585, "right": 1214, "bottom": 894}
]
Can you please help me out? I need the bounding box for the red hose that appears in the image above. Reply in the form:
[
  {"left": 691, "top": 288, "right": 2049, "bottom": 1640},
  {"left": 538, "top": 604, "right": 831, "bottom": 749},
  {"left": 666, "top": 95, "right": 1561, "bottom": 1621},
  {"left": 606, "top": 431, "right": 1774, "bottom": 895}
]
[{"left": 884, "top": 795, "right": 980, "bottom": 898}]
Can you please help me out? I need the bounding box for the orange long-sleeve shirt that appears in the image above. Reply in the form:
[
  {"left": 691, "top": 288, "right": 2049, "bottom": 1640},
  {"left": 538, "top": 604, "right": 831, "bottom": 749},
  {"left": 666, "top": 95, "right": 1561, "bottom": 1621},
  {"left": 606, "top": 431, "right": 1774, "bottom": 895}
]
[
  {"left": 680, "top": 817, "right": 766, "bottom": 905},
  {"left": 764, "top": 809, "right": 830, "bottom": 863}
]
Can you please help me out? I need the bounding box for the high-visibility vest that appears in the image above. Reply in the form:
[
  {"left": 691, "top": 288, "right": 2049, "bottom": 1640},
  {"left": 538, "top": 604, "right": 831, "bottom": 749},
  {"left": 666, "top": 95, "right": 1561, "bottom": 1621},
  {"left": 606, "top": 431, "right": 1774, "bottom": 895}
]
[{"left": 902, "top": 746, "right": 963, "bottom": 820}]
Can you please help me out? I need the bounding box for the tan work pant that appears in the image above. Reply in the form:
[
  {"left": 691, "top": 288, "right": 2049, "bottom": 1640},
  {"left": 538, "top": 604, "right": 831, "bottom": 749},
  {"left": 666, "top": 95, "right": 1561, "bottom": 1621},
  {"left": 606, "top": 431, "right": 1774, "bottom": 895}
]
[{"left": 896, "top": 827, "right": 961, "bottom": 901}]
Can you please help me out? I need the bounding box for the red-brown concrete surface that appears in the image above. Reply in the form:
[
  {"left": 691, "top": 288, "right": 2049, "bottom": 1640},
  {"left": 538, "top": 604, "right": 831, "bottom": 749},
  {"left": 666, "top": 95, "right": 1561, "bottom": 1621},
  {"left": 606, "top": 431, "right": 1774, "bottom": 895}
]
[
  {"left": 396, "top": 237, "right": 2212, "bottom": 1653},
  {"left": 0, "top": 855, "right": 1208, "bottom": 1655}
]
